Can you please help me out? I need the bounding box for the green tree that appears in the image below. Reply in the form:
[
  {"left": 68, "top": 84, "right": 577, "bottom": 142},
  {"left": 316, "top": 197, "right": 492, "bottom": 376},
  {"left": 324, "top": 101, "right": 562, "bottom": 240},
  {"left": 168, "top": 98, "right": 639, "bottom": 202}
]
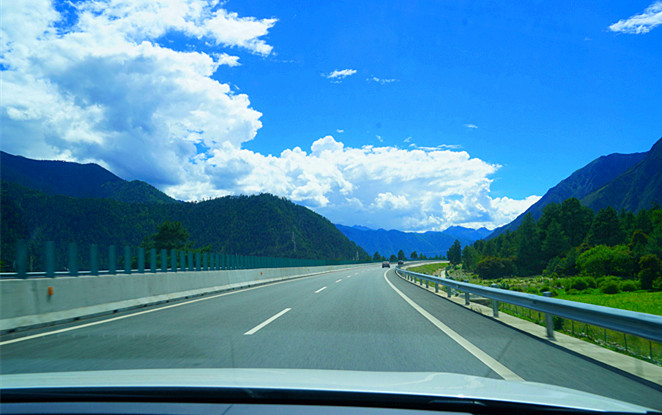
[
  {"left": 516, "top": 213, "right": 542, "bottom": 276},
  {"left": 559, "top": 198, "right": 594, "bottom": 247},
  {"left": 476, "top": 257, "right": 515, "bottom": 279},
  {"left": 373, "top": 251, "right": 381, "bottom": 261},
  {"left": 462, "top": 245, "right": 478, "bottom": 271},
  {"left": 576, "top": 244, "right": 635, "bottom": 277},
  {"left": 638, "top": 254, "right": 662, "bottom": 290},
  {"left": 389, "top": 254, "right": 397, "bottom": 262},
  {"left": 410, "top": 251, "right": 418, "bottom": 259},
  {"left": 541, "top": 219, "right": 570, "bottom": 261},
  {"left": 447, "top": 239, "right": 462, "bottom": 265},
  {"left": 585, "top": 207, "right": 623, "bottom": 247},
  {"left": 151, "top": 221, "right": 190, "bottom": 250},
  {"left": 397, "top": 249, "right": 406, "bottom": 260}
]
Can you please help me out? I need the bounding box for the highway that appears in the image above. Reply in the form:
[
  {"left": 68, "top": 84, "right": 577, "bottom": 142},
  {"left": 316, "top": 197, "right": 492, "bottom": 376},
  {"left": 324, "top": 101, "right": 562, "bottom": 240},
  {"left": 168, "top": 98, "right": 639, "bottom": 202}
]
[{"left": 2, "top": 265, "right": 661, "bottom": 410}]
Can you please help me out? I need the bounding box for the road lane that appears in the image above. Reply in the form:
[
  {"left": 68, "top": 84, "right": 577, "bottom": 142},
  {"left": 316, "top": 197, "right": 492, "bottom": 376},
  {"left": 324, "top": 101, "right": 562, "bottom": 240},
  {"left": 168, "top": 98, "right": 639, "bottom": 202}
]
[{"left": 1, "top": 265, "right": 661, "bottom": 410}]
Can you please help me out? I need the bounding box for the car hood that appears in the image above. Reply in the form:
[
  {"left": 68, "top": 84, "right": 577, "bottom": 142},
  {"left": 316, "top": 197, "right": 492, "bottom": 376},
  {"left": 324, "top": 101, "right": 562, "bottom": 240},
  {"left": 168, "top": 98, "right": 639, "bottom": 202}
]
[{"left": 0, "top": 368, "right": 653, "bottom": 413}]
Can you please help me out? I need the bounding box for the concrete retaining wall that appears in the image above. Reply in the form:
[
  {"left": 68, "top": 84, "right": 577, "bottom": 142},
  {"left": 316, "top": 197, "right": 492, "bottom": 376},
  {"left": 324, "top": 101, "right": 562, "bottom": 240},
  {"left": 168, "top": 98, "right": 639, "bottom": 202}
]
[{"left": 0, "top": 264, "right": 368, "bottom": 333}]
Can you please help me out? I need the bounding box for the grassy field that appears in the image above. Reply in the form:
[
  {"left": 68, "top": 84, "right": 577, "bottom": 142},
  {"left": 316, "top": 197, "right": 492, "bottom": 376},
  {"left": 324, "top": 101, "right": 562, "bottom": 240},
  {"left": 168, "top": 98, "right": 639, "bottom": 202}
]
[
  {"left": 408, "top": 263, "right": 448, "bottom": 276},
  {"left": 557, "top": 291, "right": 662, "bottom": 316}
]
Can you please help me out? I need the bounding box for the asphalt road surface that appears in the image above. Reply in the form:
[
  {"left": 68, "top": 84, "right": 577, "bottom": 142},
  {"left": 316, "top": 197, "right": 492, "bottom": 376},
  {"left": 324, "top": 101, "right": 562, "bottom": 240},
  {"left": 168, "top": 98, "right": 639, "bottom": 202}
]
[{"left": 2, "top": 265, "right": 661, "bottom": 409}]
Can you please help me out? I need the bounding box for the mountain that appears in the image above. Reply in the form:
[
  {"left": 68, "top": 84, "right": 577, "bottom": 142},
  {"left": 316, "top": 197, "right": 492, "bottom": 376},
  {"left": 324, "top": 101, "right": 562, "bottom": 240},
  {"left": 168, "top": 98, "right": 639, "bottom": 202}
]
[
  {"left": 489, "top": 137, "right": 661, "bottom": 238},
  {"left": 1, "top": 182, "right": 369, "bottom": 270},
  {"left": 444, "top": 226, "right": 492, "bottom": 241},
  {"left": 581, "top": 138, "right": 662, "bottom": 212},
  {"left": 0, "top": 151, "right": 177, "bottom": 204},
  {"left": 335, "top": 224, "right": 489, "bottom": 258}
]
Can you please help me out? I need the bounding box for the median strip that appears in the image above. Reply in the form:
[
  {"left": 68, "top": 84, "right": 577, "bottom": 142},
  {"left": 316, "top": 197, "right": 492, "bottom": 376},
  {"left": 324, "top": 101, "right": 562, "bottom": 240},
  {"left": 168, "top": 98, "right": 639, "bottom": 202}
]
[{"left": 244, "top": 308, "right": 291, "bottom": 335}]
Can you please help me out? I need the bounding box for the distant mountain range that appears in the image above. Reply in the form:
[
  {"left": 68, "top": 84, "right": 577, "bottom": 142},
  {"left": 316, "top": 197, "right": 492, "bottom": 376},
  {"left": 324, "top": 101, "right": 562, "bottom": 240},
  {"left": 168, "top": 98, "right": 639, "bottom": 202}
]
[
  {"left": 489, "top": 137, "right": 662, "bottom": 238},
  {"left": 0, "top": 151, "right": 177, "bottom": 204},
  {"left": 0, "top": 152, "right": 368, "bottom": 270},
  {"left": 335, "top": 224, "right": 491, "bottom": 258}
]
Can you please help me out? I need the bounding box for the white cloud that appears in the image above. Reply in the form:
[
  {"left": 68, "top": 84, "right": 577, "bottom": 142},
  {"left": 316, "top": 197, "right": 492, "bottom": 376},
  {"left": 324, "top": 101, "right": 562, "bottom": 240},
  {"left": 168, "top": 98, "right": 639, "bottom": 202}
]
[
  {"left": 324, "top": 69, "right": 357, "bottom": 81},
  {"left": 167, "top": 136, "right": 540, "bottom": 231},
  {"left": 0, "top": 0, "right": 272, "bottom": 186},
  {"left": 376, "top": 135, "right": 383, "bottom": 142},
  {"left": 609, "top": 1, "right": 662, "bottom": 34},
  {"left": 404, "top": 137, "right": 412, "bottom": 143},
  {"left": 464, "top": 123, "right": 478, "bottom": 129},
  {"left": 368, "top": 76, "right": 397, "bottom": 84},
  {"left": 213, "top": 52, "right": 241, "bottom": 67},
  {"left": 0, "top": 0, "right": 538, "bottom": 232},
  {"left": 336, "top": 129, "right": 344, "bottom": 133}
]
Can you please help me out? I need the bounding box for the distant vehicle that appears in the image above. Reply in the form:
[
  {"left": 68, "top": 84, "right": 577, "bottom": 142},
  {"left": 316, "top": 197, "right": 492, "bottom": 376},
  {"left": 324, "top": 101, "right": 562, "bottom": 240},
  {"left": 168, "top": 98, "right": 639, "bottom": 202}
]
[
  {"left": 382, "top": 261, "right": 390, "bottom": 268},
  {"left": 398, "top": 260, "right": 404, "bottom": 266}
]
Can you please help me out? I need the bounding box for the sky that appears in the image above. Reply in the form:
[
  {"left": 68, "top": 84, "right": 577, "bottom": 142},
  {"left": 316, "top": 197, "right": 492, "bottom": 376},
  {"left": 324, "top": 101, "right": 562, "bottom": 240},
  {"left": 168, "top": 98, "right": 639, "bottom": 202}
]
[{"left": 1, "top": 0, "right": 661, "bottom": 231}]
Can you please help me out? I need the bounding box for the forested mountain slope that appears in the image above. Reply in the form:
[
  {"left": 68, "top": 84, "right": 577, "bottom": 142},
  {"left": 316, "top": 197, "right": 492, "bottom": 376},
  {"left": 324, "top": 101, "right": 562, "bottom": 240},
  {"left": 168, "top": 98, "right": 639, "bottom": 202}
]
[
  {"left": 489, "top": 138, "right": 661, "bottom": 238},
  {"left": 1, "top": 182, "right": 368, "bottom": 271},
  {"left": 0, "top": 151, "right": 177, "bottom": 204}
]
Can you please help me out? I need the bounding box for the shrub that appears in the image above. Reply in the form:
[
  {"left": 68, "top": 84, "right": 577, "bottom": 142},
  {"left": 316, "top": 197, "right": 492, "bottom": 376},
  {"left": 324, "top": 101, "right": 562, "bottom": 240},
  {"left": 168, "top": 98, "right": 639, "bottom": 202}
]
[
  {"left": 639, "top": 254, "right": 662, "bottom": 290},
  {"left": 599, "top": 280, "right": 620, "bottom": 294},
  {"left": 620, "top": 280, "right": 638, "bottom": 292}
]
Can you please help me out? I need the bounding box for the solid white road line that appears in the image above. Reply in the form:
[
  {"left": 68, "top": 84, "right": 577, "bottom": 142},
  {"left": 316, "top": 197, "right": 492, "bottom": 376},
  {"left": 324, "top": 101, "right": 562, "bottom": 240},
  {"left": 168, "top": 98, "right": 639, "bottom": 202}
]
[
  {"left": 335, "top": 279, "right": 342, "bottom": 283},
  {"left": 383, "top": 270, "right": 523, "bottom": 381},
  {"left": 315, "top": 286, "right": 327, "bottom": 293},
  {"left": 244, "top": 308, "right": 291, "bottom": 335}
]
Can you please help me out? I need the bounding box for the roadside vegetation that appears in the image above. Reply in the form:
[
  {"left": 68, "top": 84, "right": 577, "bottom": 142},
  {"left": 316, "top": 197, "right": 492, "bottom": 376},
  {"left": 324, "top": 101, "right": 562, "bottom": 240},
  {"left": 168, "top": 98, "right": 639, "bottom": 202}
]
[{"left": 406, "top": 201, "right": 662, "bottom": 364}]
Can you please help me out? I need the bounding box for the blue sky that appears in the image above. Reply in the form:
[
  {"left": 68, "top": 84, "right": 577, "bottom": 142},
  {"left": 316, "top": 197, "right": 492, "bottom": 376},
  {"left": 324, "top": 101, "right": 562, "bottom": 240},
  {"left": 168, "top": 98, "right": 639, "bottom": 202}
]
[{"left": 1, "top": 0, "right": 661, "bottom": 231}]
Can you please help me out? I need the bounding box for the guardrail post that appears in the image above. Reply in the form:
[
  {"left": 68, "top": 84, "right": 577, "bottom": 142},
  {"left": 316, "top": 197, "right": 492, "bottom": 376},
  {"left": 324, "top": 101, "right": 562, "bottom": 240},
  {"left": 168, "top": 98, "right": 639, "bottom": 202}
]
[
  {"left": 465, "top": 292, "right": 470, "bottom": 305},
  {"left": 196, "top": 252, "right": 201, "bottom": 271},
  {"left": 45, "top": 241, "right": 55, "bottom": 278},
  {"left": 490, "top": 284, "right": 499, "bottom": 317},
  {"left": 90, "top": 244, "right": 99, "bottom": 275},
  {"left": 124, "top": 246, "right": 131, "bottom": 274},
  {"left": 16, "top": 239, "right": 27, "bottom": 278},
  {"left": 425, "top": 279, "right": 429, "bottom": 288},
  {"left": 150, "top": 248, "right": 156, "bottom": 273},
  {"left": 161, "top": 249, "right": 167, "bottom": 273},
  {"left": 138, "top": 247, "right": 145, "bottom": 273},
  {"left": 446, "top": 285, "right": 451, "bottom": 298},
  {"left": 435, "top": 282, "right": 438, "bottom": 293},
  {"left": 543, "top": 291, "right": 555, "bottom": 340},
  {"left": 171, "top": 249, "right": 177, "bottom": 272},
  {"left": 68, "top": 243, "right": 78, "bottom": 276},
  {"left": 109, "top": 245, "right": 116, "bottom": 275}
]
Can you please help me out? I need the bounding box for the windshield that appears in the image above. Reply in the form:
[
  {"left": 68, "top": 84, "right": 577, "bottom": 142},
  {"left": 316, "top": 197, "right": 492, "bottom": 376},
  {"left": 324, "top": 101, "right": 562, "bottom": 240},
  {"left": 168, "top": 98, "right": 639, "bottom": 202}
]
[{"left": 1, "top": 0, "right": 662, "bottom": 412}]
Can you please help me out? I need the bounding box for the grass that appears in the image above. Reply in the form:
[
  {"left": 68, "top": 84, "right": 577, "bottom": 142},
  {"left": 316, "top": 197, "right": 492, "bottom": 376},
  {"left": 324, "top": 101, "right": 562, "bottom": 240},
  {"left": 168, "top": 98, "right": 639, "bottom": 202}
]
[
  {"left": 556, "top": 291, "right": 662, "bottom": 316},
  {"left": 408, "top": 263, "right": 447, "bottom": 276}
]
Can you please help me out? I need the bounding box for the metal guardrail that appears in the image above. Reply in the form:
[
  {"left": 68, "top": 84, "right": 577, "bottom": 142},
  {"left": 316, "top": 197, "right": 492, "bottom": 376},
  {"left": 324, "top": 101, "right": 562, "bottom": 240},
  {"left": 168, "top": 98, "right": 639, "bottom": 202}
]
[{"left": 396, "top": 267, "right": 662, "bottom": 344}]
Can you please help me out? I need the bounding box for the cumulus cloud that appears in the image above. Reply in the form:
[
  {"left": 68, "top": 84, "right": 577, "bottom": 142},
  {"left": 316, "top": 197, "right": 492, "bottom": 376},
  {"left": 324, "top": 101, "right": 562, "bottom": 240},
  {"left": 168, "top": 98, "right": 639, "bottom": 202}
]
[
  {"left": 336, "top": 129, "right": 344, "bottom": 133},
  {"left": 0, "top": 0, "right": 272, "bottom": 186},
  {"left": 0, "top": 0, "right": 538, "bottom": 231},
  {"left": 609, "top": 1, "right": 662, "bottom": 34},
  {"left": 464, "top": 123, "right": 478, "bottom": 129},
  {"left": 166, "top": 136, "right": 540, "bottom": 231},
  {"left": 324, "top": 69, "right": 357, "bottom": 81}
]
